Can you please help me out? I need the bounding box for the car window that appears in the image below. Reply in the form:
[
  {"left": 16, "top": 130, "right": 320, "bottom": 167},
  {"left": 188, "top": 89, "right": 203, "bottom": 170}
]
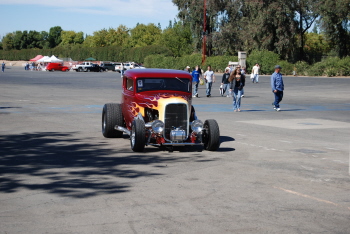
[
  {"left": 126, "top": 78, "right": 134, "bottom": 91},
  {"left": 136, "top": 78, "right": 190, "bottom": 93}
]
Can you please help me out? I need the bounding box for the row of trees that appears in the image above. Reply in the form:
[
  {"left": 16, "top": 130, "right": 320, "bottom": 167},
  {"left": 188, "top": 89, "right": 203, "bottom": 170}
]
[
  {"left": 0, "top": 22, "right": 192, "bottom": 58},
  {"left": 173, "top": 0, "right": 350, "bottom": 62}
]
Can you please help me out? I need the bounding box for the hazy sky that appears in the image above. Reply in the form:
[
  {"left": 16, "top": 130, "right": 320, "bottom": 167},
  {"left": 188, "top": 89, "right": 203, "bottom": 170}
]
[{"left": 0, "top": 0, "right": 179, "bottom": 37}]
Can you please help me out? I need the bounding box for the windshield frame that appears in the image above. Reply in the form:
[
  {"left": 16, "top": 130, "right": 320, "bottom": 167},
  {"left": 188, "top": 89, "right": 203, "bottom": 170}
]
[{"left": 136, "top": 77, "right": 191, "bottom": 93}]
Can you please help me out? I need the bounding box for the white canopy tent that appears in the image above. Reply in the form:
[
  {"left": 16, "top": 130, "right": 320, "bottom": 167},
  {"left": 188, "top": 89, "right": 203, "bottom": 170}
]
[
  {"left": 43, "top": 55, "right": 63, "bottom": 63},
  {"left": 36, "top": 56, "right": 50, "bottom": 63}
]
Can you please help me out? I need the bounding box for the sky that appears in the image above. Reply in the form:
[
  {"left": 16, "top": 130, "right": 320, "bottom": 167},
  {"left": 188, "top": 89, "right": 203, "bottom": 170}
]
[{"left": 0, "top": 0, "right": 179, "bottom": 38}]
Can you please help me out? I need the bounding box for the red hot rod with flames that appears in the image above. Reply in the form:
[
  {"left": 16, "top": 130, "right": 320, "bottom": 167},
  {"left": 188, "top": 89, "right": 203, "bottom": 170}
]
[{"left": 102, "top": 69, "right": 220, "bottom": 152}]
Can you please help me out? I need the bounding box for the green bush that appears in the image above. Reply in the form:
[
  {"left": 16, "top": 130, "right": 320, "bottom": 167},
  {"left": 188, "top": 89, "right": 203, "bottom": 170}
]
[
  {"left": 294, "top": 61, "right": 310, "bottom": 76},
  {"left": 308, "top": 57, "right": 350, "bottom": 77},
  {"left": 144, "top": 54, "right": 237, "bottom": 72},
  {"left": 247, "top": 50, "right": 280, "bottom": 74},
  {"left": 277, "top": 60, "right": 294, "bottom": 76}
]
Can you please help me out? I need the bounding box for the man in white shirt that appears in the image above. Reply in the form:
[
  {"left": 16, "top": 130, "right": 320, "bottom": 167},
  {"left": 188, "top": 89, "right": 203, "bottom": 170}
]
[
  {"left": 225, "top": 64, "right": 233, "bottom": 73},
  {"left": 252, "top": 63, "right": 260, "bottom": 83},
  {"left": 203, "top": 65, "right": 215, "bottom": 97}
]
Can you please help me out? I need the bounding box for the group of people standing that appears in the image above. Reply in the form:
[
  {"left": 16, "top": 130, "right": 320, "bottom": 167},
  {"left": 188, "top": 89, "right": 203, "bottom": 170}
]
[{"left": 187, "top": 63, "right": 284, "bottom": 112}]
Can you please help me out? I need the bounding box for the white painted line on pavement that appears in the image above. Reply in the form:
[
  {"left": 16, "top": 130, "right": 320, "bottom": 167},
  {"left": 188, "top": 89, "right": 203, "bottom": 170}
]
[{"left": 274, "top": 186, "right": 350, "bottom": 211}]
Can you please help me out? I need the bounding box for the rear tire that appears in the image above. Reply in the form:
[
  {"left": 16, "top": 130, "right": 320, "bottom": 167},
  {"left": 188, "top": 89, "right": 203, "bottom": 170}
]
[
  {"left": 102, "top": 103, "right": 124, "bottom": 138},
  {"left": 130, "top": 119, "right": 145, "bottom": 152},
  {"left": 105, "top": 68, "right": 108, "bottom": 72},
  {"left": 203, "top": 119, "right": 220, "bottom": 151}
]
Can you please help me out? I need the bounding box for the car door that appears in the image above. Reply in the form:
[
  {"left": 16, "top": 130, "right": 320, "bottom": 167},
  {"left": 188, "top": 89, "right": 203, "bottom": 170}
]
[{"left": 122, "top": 77, "right": 135, "bottom": 129}]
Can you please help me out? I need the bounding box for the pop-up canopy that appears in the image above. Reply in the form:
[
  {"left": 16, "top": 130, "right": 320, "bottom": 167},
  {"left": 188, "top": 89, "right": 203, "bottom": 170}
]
[
  {"left": 37, "top": 56, "right": 50, "bottom": 62},
  {"left": 42, "top": 55, "right": 63, "bottom": 63},
  {"left": 29, "top": 55, "right": 44, "bottom": 61}
]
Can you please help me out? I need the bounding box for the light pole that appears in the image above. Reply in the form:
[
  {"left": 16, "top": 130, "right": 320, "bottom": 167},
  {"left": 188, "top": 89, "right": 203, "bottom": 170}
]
[{"left": 201, "top": 0, "right": 207, "bottom": 66}]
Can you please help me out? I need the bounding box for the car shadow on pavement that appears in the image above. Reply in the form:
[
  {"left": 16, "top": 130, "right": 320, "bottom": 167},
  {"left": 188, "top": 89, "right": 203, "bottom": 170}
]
[{"left": 0, "top": 132, "right": 214, "bottom": 198}]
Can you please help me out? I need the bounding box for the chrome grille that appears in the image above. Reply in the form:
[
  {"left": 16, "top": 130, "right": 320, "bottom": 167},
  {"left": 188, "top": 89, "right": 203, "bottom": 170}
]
[{"left": 164, "top": 104, "right": 188, "bottom": 139}]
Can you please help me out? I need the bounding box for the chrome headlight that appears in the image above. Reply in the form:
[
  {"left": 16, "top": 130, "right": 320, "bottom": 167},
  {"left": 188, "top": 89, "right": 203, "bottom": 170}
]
[
  {"left": 191, "top": 120, "right": 203, "bottom": 133},
  {"left": 151, "top": 120, "right": 164, "bottom": 133}
]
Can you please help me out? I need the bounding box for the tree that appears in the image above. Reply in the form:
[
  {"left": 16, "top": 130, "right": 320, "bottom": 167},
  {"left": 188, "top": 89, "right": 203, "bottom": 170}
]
[
  {"left": 129, "top": 23, "right": 161, "bottom": 47},
  {"left": 39, "top": 31, "right": 49, "bottom": 49},
  {"left": 105, "top": 26, "right": 130, "bottom": 46},
  {"left": 48, "top": 26, "right": 63, "bottom": 48},
  {"left": 317, "top": 0, "right": 350, "bottom": 58},
  {"left": 172, "top": 0, "right": 223, "bottom": 55},
  {"left": 159, "top": 22, "right": 192, "bottom": 57},
  {"left": 60, "top": 31, "right": 84, "bottom": 45},
  {"left": 304, "top": 32, "right": 331, "bottom": 63},
  {"left": 2, "top": 33, "right": 14, "bottom": 51},
  {"left": 74, "top": 32, "right": 84, "bottom": 44},
  {"left": 12, "top": 31, "right": 23, "bottom": 50},
  {"left": 293, "top": 0, "right": 320, "bottom": 61}
]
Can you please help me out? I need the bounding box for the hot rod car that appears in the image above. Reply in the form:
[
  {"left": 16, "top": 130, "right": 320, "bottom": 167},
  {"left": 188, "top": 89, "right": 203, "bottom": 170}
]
[{"left": 102, "top": 69, "right": 220, "bottom": 152}]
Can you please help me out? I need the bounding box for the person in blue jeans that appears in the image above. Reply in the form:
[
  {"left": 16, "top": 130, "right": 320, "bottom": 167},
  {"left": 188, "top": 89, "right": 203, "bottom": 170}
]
[
  {"left": 203, "top": 65, "right": 215, "bottom": 97},
  {"left": 271, "top": 65, "right": 284, "bottom": 111},
  {"left": 229, "top": 68, "right": 245, "bottom": 112},
  {"left": 221, "top": 68, "right": 231, "bottom": 97},
  {"left": 191, "top": 65, "right": 202, "bottom": 97},
  {"left": 1, "top": 62, "right": 5, "bottom": 72}
]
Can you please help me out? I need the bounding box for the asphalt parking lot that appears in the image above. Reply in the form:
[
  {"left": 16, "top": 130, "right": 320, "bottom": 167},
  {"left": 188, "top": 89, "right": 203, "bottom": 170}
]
[{"left": 1, "top": 67, "right": 349, "bottom": 233}]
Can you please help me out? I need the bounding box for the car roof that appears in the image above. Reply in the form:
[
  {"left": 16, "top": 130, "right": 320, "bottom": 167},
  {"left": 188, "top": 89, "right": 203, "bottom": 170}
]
[{"left": 125, "top": 69, "right": 192, "bottom": 79}]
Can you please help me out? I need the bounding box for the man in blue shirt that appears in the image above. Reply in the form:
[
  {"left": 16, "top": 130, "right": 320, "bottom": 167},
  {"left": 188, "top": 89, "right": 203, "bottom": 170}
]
[
  {"left": 271, "top": 65, "right": 284, "bottom": 111},
  {"left": 191, "top": 65, "right": 202, "bottom": 98},
  {"left": 1, "top": 62, "right": 5, "bottom": 72}
]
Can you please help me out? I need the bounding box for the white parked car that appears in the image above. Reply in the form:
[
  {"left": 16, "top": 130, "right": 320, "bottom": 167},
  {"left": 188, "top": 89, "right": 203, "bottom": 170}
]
[
  {"left": 114, "top": 62, "right": 125, "bottom": 73},
  {"left": 133, "top": 64, "right": 146, "bottom": 69}
]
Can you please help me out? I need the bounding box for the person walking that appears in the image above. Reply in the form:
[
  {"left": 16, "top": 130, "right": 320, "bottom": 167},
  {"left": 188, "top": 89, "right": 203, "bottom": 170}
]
[
  {"left": 229, "top": 68, "right": 245, "bottom": 112},
  {"left": 203, "top": 65, "right": 215, "bottom": 97},
  {"left": 236, "top": 65, "right": 246, "bottom": 98},
  {"left": 184, "top": 66, "right": 191, "bottom": 73},
  {"left": 221, "top": 68, "right": 231, "bottom": 97},
  {"left": 191, "top": 65, "right": 202, "bottom": 98},
  {"left": 120, "top": 63, "right": 124, "bottom": 77},
  {"left": 1, "top": 61, "right": 5, "bottom": 72},
  {"left": 271, "top": 65, "right": 284, "bottom": 112},
  {"left": 251, "top": 63, "right": 260, "bottom": 83}
]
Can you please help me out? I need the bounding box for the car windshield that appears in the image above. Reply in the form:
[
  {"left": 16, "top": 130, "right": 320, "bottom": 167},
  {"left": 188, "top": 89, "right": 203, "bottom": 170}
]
[{"left": 136, "top": 78, "right": 191, "bottom": 93}]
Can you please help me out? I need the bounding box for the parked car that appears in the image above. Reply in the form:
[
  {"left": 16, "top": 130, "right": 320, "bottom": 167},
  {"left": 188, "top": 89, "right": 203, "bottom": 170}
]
[
  {"left": 86, "top": 64, "right": 106, "bottom": 72},
  {"left": 72, "top": 62, "right": 94, "bottom": 72},
  {"left": 46, "top": 63, "right": 69, "bottom": 72},
  {"left": 133, "top": 64, "right": 146, "bottom": 69},
  {"left": 123, "top": 63, "right": 133, "bottom": 70},
  {"left": 101, "top": 63, "right": 116, "bottom": 71},
  {"left": 114, "top": 62, "right": 125, "bottom": 73},
  {"left": 101, "top": 69, "right": 220, "bottom": 152}
]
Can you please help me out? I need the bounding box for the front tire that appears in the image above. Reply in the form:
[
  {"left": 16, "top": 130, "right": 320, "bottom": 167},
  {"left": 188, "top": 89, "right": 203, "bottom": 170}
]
[
  {"left": 130, "top": 119, "right": 145, "bottom": 152},
  {"left": 202, "top": 119, "right": 220, "bottom": 151},
  {"left": 102, "top": 103, "right": 124, "bottom": 138},
  {"left": 78, "top": 68, "right": 83, "bottom": 72},
  {"left": 51, "top": 69, "right": 55, "bottom": 72}
]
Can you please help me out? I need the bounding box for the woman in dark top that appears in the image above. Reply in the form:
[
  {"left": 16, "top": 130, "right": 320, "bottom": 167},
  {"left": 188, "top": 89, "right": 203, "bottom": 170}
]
[
  {"left": 229, "top": 68, "right": 245, "bottom": 112},
  {"left": 221, "top": 68, "right": 231, "bottom": 97}
]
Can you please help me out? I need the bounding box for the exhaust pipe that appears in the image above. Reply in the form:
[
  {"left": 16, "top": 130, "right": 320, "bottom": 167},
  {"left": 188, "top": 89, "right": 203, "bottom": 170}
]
[{"left": 114, "top": 125, "right": 131, "bottom": 135}]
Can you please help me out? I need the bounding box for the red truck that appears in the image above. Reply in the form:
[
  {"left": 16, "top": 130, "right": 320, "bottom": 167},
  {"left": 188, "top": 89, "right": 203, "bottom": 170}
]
[{"left": 101, "top": 69, "right": 220, "bottom": 152}]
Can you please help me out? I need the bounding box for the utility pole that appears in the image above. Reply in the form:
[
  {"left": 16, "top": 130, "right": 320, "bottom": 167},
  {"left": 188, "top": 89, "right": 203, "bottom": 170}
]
[{"left": 201, "top": 0, "right": 207, "bottom": 66}]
